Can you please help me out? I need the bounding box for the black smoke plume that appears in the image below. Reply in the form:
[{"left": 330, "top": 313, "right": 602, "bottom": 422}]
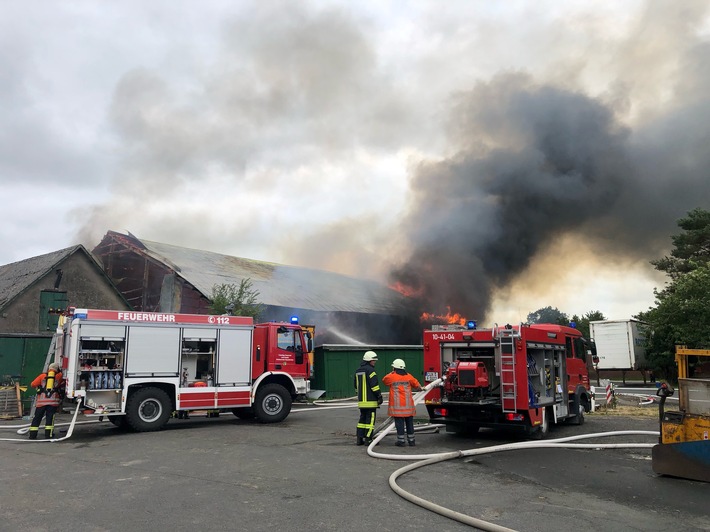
[{"left": 391, "top": 71, "right": 710, "bottom": 322}]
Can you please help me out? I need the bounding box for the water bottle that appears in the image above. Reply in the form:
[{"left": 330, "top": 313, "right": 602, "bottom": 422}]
[
  {"left": 89, "top": 373, "right": 95, "bottom": 390},
  {"left": 103, "top": 372, "right": 108, "bottom": 389}
]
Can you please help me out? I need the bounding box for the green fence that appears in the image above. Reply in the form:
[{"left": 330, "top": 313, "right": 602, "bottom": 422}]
[
  {"left": 0, "top": 335, "right": 53, "bottom": 416},
  {"left": 311, "top": 344, "right": 423, "bottom": 399}
]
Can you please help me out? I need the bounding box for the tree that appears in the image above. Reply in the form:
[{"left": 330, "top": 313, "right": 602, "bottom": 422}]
[
  {"left": 651, "top": 207, "right": 710, "bottom": 280},
  {"left": 637, "top": 264, "right": 710, "bottom": 380},
  {"left": 638, "top": 208, "right": 710, "bottom": 380},
  {"left": 527, "top": 306, "right": 568, "bottom": 325},
  {"left": 570, "top": 310, "right": 606, "bottom": 339},
  {"left": 209, "top": 279, "right": 264, "bottom": 319}
]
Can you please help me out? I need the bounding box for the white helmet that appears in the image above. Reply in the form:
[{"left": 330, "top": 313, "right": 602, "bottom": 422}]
[
  {"left": 363, "top": 351, "right": 378, "bottom": 362},
  {"left": 48, "top": 363, "right": 60, "bottom": 372},
  {"left": 392, "top": 358, "right": 406, "bottom": 370}
]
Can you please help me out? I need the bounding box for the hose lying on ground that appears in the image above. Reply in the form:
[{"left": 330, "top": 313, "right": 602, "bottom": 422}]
[
  {"left": 366, "top": 379, "right": 659, "bottom": 531},
  {"left": 0, "top": 403, "right": 90, "bottom": 443}
]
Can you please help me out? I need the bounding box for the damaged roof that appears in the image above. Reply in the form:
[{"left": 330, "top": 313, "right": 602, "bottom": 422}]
[{"left": 110, "top": 232, "right": 410, "bottom": 314}]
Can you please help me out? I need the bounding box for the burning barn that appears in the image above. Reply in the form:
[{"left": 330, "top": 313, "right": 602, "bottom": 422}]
[{"left": 93, "top": 231, "right": 420, "bottom": 345}]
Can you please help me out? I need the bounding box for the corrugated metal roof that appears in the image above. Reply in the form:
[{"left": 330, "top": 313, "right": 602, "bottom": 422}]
[
  {"left": 136, "top": 237, "right": 410, "bottom": 314},
  {"left": 0, "top": 246, "right": 78, "bottom": 310}
]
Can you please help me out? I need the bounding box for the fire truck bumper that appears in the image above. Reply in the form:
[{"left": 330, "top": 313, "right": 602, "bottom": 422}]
[{"left": 294, "top": 378, "right": 310, "bottom": 396}]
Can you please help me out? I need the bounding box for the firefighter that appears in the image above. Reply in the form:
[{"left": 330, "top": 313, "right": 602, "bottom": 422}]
[
  {"left": 354, "top": 351, "right": 382, "bottom": 446},
  {"left": 29, "top": 363, "right": 65, "bottom": 440},
  {"left": 382, "top": 358, "right": 422, "bottom": 447}
]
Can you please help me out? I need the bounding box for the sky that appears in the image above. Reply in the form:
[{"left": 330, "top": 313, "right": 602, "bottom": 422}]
[{"left": 2, "top": 1, "right": 709, "bottom": 326}]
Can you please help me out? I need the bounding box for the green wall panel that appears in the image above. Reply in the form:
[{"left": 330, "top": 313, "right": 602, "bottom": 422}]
[
  {"left": 0, "top": 335, "right": 53, "bottom": 415},
  {"left": 312, "top": 345, "right": 423, "bottom": 399}
]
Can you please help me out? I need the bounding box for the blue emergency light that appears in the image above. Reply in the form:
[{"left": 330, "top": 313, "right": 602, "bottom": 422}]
[
  {"left": 290, "top": 315, "right": 299, "bottom": 325},
  {"left": 466, "top": 320, "right": 477, "bottom": 330},
  {"left": 569, "top": 321, "right": 577, "bottom": 329}
]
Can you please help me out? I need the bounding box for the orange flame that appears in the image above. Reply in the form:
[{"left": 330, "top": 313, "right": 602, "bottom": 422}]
[
  {"left": 389, "top": 281, "right": 423, "bottom": 298},
  {"left": 420, "top": 306, "right": 466, "bottom": 325}
]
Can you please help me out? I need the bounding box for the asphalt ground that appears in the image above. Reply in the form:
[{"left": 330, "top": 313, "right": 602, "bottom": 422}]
[{"left": 1, "top": 402, "right": 708, "bottom": 532}]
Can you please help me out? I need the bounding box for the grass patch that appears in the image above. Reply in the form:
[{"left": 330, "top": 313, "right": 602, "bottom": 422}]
[{"left": 589, "top": 405, "right": 659, "bottom": 418}]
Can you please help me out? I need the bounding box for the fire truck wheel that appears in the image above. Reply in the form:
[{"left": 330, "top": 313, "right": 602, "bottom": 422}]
[
  {"left": 125, "top": 387, "right": 172, "bottom": 432},
  {"left": 528, "top": 407, "right": 550, "bottom": 440},
  {"left": 232, "top": 407, "right": 256, "bottom": 420},
  {"left": 569, "top": 397, "right": 585, "bottom": 425},
  {"left": 253, "top": 384, "right": 292, "bottom": 423}
]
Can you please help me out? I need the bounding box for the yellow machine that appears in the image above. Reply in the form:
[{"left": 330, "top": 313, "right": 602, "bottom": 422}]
[{"left": 652, "top": 346, "right": 710, "bottom": 482}]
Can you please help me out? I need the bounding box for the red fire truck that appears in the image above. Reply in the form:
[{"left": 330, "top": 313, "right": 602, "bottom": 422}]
[
  {"left": 423, "top": 322, "right": 594, "bottom": 438},
  {"left": 54, "top": 309, "right": 312, "bottom": 432}
]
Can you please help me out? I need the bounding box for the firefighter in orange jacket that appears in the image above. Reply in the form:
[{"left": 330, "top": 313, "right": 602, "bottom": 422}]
[
  {"left": 354, "top": 351, "right": 382, "bottom": 446},
  {"left": 382, "top": 359, "right": 422, "bottom": 447},
  {"left": 29, "top": 363, "right": 64, "bottom": 440}
]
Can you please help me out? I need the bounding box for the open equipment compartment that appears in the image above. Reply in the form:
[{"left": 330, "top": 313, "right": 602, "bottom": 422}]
[{"left": 76, "top": 324, "right": 126, "bottom": 413}]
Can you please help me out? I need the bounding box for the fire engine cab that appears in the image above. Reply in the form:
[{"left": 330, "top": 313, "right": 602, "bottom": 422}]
[
  {"left": 55, "top": 309, "right": 312, "bottom": 432},
  {"left": 423, "top": 322, "right": 594, "bottom": 438}
]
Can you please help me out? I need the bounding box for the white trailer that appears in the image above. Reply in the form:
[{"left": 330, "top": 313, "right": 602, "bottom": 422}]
[
  {"left": 589, "top": 319, "right": 649, "bottom": 383},
  {"left": 589, "top": 319, "right": 647, "bottom": 369}
]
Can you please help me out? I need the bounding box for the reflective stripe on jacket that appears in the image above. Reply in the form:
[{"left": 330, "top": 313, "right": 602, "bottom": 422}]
[
  {"left": 32, "top": 372, "right": 64, "bottom": 407},
  {"left": 382, "top": 370, "right": 421, "bottom": 417},
  {"left": 354, "top": 361, "right": 381, "bottom": 408}
]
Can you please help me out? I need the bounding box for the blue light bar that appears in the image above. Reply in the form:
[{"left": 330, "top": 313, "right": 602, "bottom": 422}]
[
  {"left": 466, "top": 320, "right": 477, "bottom": 330},
  {"left": 290, "top": 315, "right": 299, "bottom": 325}
]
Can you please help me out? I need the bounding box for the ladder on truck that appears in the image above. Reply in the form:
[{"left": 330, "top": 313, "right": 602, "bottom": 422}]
[{"left": 498, "top": 327, "right": 519, "bottom": 412}]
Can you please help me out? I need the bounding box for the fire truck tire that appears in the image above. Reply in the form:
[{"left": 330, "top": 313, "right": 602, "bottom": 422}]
[
  {"left": 232, "top": 407, "right": 256, "bottom": 420},
  {"left": 528, "top": 407, "right": 550, "bottom": 440},
  {"left": 569, "top": 396, "right": 585, "bottom": 425},
  {"left": 253, "top": 384, "right": 291, "bottom": 423},
  {"left": 125, "top": 387, "right": 172, "bottom": 432}
]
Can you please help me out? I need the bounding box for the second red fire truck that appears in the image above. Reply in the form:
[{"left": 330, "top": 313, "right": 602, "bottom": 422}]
[
  {"left": 423, "top": 322, "right": 595, "bottom": 438},
  {"left": 54, "top": 308, "right": 312, "bottom": 432}
]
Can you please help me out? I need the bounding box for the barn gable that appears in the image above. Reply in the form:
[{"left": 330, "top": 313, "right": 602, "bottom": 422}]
[{"left": 0, "top": 245, "right": 130, "bottom": 334}]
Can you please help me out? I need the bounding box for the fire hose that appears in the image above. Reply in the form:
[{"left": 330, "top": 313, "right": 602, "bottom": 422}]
[
  {"left": 365, "top": 379, "right": 658, "bottom": 532},
  {"left": 0, "top": 403, "right": 100, "bottom": 443}
]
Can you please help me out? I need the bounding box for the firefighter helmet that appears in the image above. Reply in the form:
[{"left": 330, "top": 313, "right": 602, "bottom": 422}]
[
  {"left": 363, "top": 351, "right": 378, "bottom": 362},
  {"left": 392, "top": 358, "right": 406, "bottom": 370},
  {"left": 48, "top": 363, "right": 60, "bottom": 372}
]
